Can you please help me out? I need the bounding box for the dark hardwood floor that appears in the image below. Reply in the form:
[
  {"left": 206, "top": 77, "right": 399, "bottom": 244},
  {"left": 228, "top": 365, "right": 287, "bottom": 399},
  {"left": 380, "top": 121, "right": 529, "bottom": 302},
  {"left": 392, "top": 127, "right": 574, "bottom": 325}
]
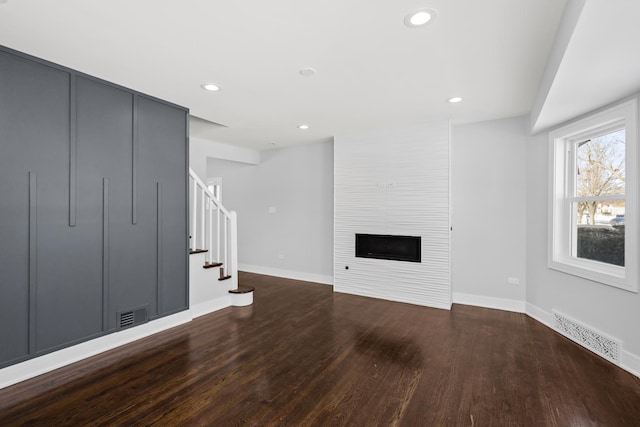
[{"left": 1, "top": 272, "right": 640, "bottom": 426}]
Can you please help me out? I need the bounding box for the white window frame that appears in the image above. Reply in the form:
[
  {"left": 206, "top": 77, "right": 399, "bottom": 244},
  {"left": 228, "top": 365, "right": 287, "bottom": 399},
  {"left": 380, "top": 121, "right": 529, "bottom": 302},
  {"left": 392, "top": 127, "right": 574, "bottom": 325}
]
[{"left": 548, "top": 98, "right": 638, "bottom": 292}]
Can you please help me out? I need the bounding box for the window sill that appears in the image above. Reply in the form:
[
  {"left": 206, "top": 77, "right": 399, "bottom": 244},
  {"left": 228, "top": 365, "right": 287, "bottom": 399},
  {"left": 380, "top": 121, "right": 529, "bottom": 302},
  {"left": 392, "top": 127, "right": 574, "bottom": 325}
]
[{"left": 548, "top": 257, "right": 636, "bottom": 293}]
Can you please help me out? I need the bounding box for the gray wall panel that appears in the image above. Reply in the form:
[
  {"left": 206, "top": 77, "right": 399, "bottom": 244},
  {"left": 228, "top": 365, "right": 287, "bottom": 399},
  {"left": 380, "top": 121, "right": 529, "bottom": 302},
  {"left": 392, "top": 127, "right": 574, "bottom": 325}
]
[
  {"left": 137, "top": 97, "right": 188, "bottom": 315},
  {"left": 75, "top": 77, "right": 138, "bottom": 332},
  {"left": 0, "top": 45, "right": 188, "bottom": 367},
  {"left": 109, "top": 115, "right": 158, "bottom": 320},
  {"left": 33, "top": 77, "right": 108, "bottom": 352},
  {"left": 0, "top": 51, "right": 72, "bottom": 358}
]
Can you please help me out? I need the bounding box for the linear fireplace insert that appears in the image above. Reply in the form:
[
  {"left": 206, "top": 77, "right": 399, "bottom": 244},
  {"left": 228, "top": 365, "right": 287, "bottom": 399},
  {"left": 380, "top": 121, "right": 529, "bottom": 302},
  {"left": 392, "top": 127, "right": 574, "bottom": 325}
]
[{"left": 355, "top": 234, "right": 421, "bottom": 263}]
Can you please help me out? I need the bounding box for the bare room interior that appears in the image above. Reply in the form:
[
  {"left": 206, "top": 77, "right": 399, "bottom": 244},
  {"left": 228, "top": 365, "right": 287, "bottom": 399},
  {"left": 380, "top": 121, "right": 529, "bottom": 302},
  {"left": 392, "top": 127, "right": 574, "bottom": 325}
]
[{"left": 1, "top": 0, "right": 640, "bottom": 425}]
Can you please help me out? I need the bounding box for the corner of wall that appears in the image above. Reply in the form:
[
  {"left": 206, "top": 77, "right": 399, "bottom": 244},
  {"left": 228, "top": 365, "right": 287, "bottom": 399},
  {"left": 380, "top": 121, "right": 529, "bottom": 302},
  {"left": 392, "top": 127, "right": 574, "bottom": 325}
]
[
  {"left": 525, "top": 300, "right": 640, "bottom": 379},
  {"left": 530, "top": 0, "right": 587, "bottom": 133},
  {"left": 453, "top": 292, "right": 526, "bottom": 313},
  {"left": 239, "top": 263, "right": 333, "bottom": 286}
]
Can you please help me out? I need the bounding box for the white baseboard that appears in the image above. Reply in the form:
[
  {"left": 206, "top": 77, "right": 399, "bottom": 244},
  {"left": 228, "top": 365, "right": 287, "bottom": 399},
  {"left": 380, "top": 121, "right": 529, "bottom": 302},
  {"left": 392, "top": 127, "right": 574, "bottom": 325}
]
[
  {"left": 0, "top": 297, "right": 234, "bottom": 390},
  {"left": 525, "top": 302, "right": 640, "bottom": 379},
  {"left": 621, "top": 350, "right": 640, "bottom": 378},
  {"left": 452, "top": 292, "right": 525, "bottom": 313},
  {"left": 191, "top": 295, "right": 232, "bottom": 318},
  {"left": 0, "top": 310, "right": 191, "bottom": 390},
  {"left": 335, "top": 287, "right": 452, "bottom": 310},
  {"left": 525, "top": 302, "right": 554, "bottom": 328},
  {"left": 239, "top": 263, "right": 333, "bottom": 285}
]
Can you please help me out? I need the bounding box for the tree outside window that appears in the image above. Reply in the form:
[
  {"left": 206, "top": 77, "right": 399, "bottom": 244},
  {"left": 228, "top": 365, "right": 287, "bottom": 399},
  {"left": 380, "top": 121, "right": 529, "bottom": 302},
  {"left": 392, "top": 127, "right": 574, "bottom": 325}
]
[{"left": 573, "top": 129, "right": 625, "bottom": 266}]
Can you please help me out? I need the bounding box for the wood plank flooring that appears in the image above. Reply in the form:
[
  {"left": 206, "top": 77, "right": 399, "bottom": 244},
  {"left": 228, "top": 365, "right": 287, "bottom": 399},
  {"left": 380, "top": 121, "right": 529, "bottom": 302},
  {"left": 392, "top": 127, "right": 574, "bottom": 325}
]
[{"left": 1, "top": 272, "right": 640, "bottom": 426}]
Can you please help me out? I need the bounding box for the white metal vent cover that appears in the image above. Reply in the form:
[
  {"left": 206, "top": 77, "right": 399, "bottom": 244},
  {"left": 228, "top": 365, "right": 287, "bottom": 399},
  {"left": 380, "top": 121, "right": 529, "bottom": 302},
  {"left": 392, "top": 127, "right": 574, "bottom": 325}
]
[{"left": 552, "top": 310, "right": 620, "bottom": 364}]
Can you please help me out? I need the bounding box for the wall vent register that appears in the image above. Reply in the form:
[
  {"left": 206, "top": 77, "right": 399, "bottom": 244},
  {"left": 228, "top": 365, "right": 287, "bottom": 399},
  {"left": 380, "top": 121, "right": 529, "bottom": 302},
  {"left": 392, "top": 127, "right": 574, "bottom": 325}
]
[
  {"left": 118, "top": 306, "right": 148, "bottom": 330},
  {"left": 553, "top": 310, "right": 620, "bottom": 364},
  {"left": 355, "top": 234, "right": 421, "bottom": 262}
]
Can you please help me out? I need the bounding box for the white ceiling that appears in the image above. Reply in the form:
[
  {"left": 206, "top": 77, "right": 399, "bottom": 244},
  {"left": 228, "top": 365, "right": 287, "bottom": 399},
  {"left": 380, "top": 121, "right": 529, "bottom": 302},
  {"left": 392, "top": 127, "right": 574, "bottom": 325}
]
[
  {"left": 531, "top": 0, "right": 640, "bottom": 134},
  {"left": 0, "top": 0, "right": 575, "bottom": 149}
]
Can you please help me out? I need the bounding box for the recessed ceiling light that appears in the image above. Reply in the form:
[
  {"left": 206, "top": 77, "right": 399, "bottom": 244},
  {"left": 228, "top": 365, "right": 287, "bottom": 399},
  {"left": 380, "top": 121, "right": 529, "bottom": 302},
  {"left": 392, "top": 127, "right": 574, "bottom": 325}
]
[
  {"left": 404, "top": 9, "right": 437, "bottom": 28},
  {"left": 447, "top": 97, "right": 463, "bottom": 103},
  {"left": 299, "top": 68, "right": 316, "bottom": 77},
  {"left": 298, "top": 124, "right": 310, "bottom": 130},
  {"left": 201, "top": 83, "right": 220, "bottom": 92}
]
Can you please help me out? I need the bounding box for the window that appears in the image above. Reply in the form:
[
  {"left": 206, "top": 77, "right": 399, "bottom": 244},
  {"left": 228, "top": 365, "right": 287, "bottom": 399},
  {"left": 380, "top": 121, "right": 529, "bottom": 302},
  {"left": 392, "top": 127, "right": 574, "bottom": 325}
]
[
  {"left": 549, "top": 98, "right": 638, "bottom": 291},
  {"left": 207, "top": 177, "right": 222, "bottom": 201}
]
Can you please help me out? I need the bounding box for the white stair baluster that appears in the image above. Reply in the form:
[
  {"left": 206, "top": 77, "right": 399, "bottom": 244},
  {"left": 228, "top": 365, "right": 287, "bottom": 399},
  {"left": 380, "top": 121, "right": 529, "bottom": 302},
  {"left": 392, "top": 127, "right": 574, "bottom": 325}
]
[
  {"left": 224, "top": 214, "right": 228, "bottom": 268},
  {"left": 216, "top": 205, "right": 221, "bottom": 262},
  {"left": 200, "top": 188, "right": 205, "bottom": 252},
  {"left": 192, "top": 179, "right": 197, "bottom": 250},
  {"left": 229, "top": 211, "right": 238, "bottom": 289},
  {"left": 208, "top": 198, "right": 213, "bottom": 264}
]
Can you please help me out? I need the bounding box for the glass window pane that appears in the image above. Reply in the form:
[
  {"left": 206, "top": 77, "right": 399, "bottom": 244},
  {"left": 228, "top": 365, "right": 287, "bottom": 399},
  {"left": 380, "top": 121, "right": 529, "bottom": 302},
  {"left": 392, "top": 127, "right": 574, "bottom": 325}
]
[
  {"left": 574, "top": 200, "right": 625, "bottom": 266},
  {"left": 575, "top": 129, "right": 625, "bottom": 197}
]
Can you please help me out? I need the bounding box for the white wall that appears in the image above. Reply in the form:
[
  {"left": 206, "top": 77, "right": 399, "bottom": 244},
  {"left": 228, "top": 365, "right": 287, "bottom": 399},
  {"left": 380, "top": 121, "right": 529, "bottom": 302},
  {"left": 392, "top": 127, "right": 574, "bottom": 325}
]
[
  {"left": 526, "top": 123, "right": 640, "bottom": 374},
  {"left": 451, "top": 117, "right": 527, "bottom": 312},
  {"left": 334, "top": 123, "right": 451, "bottom": 309},
  {"left": 189, "top": 136, "right": 260, "bottom": 178},
  {"left": 189, "top": 252, "right": 233, "bottom": 317},
  {"left": 207, "top": 141, "right": 334, "bottom": 284}
]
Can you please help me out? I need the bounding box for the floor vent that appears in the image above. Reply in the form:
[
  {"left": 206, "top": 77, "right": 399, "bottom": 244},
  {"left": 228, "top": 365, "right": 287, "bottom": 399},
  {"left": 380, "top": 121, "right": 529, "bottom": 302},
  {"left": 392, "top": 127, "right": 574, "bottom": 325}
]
[
  {"left": 553, "top": 310, "right": 620, "bottom": 364},
  {"left": 118, "top": 306, "right": 148, "bottom": 330}
]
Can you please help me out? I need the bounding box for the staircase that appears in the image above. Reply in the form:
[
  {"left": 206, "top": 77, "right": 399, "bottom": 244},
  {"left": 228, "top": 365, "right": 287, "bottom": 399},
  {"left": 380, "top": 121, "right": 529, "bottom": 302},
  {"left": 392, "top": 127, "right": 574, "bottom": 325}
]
[{"left": 189, "top": 168, "right": 253, "bottom": 307}]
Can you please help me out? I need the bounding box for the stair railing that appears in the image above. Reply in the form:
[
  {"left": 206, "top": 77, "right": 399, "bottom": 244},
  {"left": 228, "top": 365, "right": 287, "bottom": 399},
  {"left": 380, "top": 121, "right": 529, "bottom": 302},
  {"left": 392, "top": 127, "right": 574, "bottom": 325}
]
[{"left": 189, "top": 168, "right": 238, "bottom": 287}]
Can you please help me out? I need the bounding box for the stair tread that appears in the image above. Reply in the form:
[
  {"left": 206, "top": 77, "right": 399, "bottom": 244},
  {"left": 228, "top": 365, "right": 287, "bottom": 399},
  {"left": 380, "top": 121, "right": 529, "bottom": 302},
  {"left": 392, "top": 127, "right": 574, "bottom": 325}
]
[
  {"left": 218, "top": 275, "right": 232, "bottom": 281},
  {"left": 203, "top": 262, "right": 223, "bottom": 269},
  {"left": 189, "top": 249, "right": 208, "bottom": 255},
  {"left": 229, "top": 286, "right": 255, "bottom": 294}
]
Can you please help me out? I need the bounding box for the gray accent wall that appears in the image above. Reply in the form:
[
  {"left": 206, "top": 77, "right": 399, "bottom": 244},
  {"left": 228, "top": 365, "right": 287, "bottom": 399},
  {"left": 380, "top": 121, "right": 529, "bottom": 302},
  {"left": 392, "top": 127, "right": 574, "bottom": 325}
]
[{"left": 0, "top": 46, "right": 188, "bottom": 368}]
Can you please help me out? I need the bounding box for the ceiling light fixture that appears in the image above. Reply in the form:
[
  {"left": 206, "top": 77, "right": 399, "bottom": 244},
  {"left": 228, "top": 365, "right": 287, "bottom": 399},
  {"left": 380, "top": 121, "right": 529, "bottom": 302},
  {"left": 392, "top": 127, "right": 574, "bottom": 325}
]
[
  {"left": 404, "top": 8, "right": 437, "bottom": 28},
  {"left": 298, "top": 124, "right": 310, "bottom": 130},
  {"left": 447, "top": 97, "right": 463, "bottom": 103},
  {"left": 201, "top": 83, "right": 220, "bottom": 92},
  {"left": 299, "top": 68, "right": 316, "bottom": 77}
]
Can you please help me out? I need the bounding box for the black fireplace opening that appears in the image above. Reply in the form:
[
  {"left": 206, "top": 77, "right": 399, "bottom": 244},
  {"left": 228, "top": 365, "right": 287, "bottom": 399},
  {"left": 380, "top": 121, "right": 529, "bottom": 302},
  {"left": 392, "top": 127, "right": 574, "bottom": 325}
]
[{"left": 355, "top": 234, "right": 421, "bottom": 263}]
